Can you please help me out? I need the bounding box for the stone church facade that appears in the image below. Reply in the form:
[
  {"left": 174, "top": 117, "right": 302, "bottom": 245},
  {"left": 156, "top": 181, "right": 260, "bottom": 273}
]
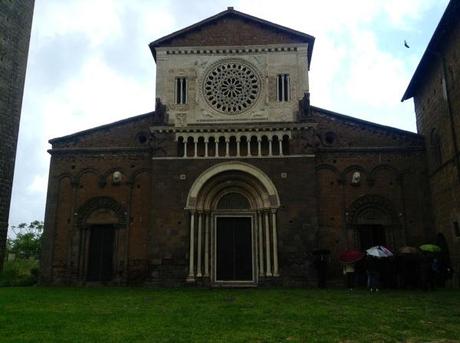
[{"left": 41, "top": 8, "right": 433, "bottom": 286}]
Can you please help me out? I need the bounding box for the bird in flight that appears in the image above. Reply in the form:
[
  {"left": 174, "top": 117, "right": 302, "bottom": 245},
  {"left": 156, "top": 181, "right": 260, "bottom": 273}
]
[{"left": 404, "top": 40, "right": 410, "bottom": 48}]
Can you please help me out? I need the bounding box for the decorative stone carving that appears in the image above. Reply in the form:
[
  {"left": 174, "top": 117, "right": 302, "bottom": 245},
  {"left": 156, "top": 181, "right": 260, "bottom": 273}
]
[
  {"left": 175, "top": 113, "right": 187, "bottom": 127},
  {"left": 202, "top": 60, "right": 261, "bottom": 115},
  {"left": 351, "top": 171, "right": 361, "bottom": 185},
  {"left": 112, "top": 171, "right": 122, "bottom": 185},
  {"left": 76, "top": 196, "right": 127, "bottom": 229}
]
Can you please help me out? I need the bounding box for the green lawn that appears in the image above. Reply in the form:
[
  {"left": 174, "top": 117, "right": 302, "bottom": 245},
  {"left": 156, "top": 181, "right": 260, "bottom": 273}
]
[{"left": 0, "top": 288, "right": 459, "bottom": 342}]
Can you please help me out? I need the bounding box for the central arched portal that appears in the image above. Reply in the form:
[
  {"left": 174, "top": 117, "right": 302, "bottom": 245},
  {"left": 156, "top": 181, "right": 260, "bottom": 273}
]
[{"left": 186, "top": 162, "right": 280, "bottom": 285}]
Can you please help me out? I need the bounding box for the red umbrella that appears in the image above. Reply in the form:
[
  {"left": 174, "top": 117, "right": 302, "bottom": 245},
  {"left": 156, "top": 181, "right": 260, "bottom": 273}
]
[{"left": 339, "top": 249, "right": 364, "bottom": 264}]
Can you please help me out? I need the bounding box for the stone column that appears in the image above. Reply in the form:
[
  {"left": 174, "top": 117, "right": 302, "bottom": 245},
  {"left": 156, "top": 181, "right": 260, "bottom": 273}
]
[
  {"left": 247, "top": 139, "right": 251, "bottom": 156},
  {"left": 194, "top": 139, "right": 198, "bottom": 158},
  {"left": 204, "top": 212, "right": 210, "bottom": 277},
  {"left": 258, "top": 211, "right": 264, "bottom": 276},
  {"left": 268, "top": 138, "right": 273, "bottom": 156},
  {"left": 236, "top": 138, "right": 241, "bottom": 157},
  {"left": 184, "top": 139, "right": 188, "bottom": 158},
  {"left": 279, "top": 139, "right": 283, "bottom": 156},
  {"left": 204, "top": 138, "right": 209, "bottom": 157},
  {"left": 271, "top": 209, "right": 279, "bottom": 277},
  {"left": 225, "top": 137, "right": 230, "bottom": 157},
  {"left": 215, "top": 139, "right": 219, "bottom": 157},
  {"left": 258, "top": 138, "right": 262, "bottom": 157},
  {"left": 187, "top": 211, "right": 195, "bottom": 281},
  {"left": 197, "top": 212, "right": 202, "bottom": 277},
  {"left": 264, "top": 211, "right": 272, "bottom": 277}
]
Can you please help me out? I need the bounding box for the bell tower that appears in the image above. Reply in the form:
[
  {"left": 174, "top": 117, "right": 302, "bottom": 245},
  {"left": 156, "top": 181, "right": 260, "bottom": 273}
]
[{"left": 0, "top": 0, "right": 35, "bottom": 270}]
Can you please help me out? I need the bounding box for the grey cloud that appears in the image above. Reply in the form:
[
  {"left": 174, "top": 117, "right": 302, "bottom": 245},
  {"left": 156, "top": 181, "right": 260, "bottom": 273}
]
[{"left": 32, "top": 32, "right": 91, "bottom": 91}]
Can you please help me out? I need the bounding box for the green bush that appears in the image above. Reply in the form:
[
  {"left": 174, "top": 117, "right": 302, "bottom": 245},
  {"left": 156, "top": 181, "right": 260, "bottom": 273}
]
[{"left": 0, "top": 259, "right": 39, "bottom": 287}]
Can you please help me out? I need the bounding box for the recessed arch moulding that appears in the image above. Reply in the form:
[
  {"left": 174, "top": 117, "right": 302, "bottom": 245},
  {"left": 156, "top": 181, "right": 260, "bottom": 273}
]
[{"left": 186, "top": 161, "right": 280, "bottom": 211}]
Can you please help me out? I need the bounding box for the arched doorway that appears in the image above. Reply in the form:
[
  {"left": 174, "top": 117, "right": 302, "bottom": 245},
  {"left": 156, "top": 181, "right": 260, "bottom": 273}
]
[
  {"left": 186, "top": 161, "right": 280, "bottom": 285},
  {"left": 76, "top": 197, "right": 127, "bottom": 283},
  {"left": 347, "top": 195, "right": 401, "bottom": 250}
]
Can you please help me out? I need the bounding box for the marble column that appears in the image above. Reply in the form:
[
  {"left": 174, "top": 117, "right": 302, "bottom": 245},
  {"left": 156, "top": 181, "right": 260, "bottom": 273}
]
[
  {"left": 271, "top": 209, "right": 279, "bottom": 277},
  {"left": 197, "top": 212, "right": 202, "bottom": 277},
  {"left": 225, "top": 137, "right": 230, "bottom": 157},
  {"left": 258, "top": 212, "right": 264, "bottom": 276},
  {"left": 187, "top": 211, "right": 195, "bottom": 281},
  {"left": 204, "top": 212, "right": 210, "bottom": 277},
  {"left": 264, "top": 211, "right": 272, "bottom": 277}
]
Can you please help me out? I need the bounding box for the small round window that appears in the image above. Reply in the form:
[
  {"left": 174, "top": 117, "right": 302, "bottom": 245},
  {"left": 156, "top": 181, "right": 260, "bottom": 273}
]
[
  {"left": 324, "top": 132, "right": 337, "bottom": 145},
  {"left": 136, "top": 132, "right": 148, "bottom": 145}
]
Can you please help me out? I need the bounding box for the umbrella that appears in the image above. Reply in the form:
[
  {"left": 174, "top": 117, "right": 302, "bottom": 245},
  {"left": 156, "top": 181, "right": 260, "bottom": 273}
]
[
  {"left": 419, "top": 244, "right": 441, "bottom": 253},
  {"left": 339, "top": 250, "right": 364, "bottom": 264},
  {"left": 366, "top": 245, "right": 393, "bottom": 258},
  {"left": 312, "top": 249, "right": 331, "bottom": 256},
  {"left": 399, "top": 246, "right": 418, "bottom": 254}
]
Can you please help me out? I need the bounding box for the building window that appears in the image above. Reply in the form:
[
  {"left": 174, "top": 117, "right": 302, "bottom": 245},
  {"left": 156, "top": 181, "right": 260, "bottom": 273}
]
[
  {"left": 175, "top": 77, "right": 187, "bottom": 104},
  {"left": 454, "top": 221, "right": 460, "bottom": 238},
  {"left": 277, "top": 74, "right": 290, "bottom": 102}
]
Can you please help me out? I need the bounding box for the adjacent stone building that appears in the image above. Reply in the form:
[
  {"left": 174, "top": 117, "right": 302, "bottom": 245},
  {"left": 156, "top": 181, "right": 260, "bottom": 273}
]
[
  {"left": 41, "top": 8, "right": 433, "bottom": 286},
  {"left": 402, "top": 0, "right": 460, "bottom": 286},
  {"left": 0, "top": 0, "right": 34, "bottom": 270}
]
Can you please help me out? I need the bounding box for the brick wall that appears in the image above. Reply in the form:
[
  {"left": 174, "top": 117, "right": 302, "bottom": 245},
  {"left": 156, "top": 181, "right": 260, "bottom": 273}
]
[
  {"left": 159, "top": 16, "right": 302, "bottom": 48},
  {"left": 412, "top": 16, "right": 460, "bottom": 286},
  {"left": 0, "top": 0, "right": 34, "bottom": 270},
  {"left": 41, "top": 107, "right": 432, "bottom": 285}
]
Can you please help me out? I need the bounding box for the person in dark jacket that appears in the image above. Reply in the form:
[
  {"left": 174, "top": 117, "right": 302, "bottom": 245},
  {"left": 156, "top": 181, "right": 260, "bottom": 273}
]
[{"left": 367, "top": 256, "right": 380, "bottom": 292}]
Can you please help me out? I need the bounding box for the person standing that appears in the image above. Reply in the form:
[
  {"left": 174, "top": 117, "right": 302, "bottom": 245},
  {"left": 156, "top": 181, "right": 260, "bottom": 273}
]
[{"left": 367, "top": 256, "right": 380, "bottom": 292}]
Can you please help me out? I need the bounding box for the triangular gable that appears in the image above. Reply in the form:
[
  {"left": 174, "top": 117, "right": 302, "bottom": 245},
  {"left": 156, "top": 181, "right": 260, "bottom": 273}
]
[{"left": 149, "top": 7, "right": 315, "bottom": 63}]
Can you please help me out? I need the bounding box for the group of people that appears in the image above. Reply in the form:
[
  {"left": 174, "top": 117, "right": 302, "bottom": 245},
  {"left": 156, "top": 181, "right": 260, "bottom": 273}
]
[{"left": 314, "top": 252, "right": 453, "bottom": 291}]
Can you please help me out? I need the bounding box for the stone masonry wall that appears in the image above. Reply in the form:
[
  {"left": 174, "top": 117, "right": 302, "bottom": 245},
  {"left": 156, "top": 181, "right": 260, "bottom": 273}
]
[{"left": 0, "top": 0, "right": 34, "bottom": 270}]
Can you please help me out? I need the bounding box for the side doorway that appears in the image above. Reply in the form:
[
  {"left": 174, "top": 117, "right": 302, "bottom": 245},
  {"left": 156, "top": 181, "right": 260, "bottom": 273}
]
[{"left": 87, "top": 224, "right": 115, "bottom": 282}]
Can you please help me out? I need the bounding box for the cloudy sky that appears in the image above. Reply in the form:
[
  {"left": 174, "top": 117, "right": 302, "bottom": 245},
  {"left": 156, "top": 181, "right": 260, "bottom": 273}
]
[{"left": 9, "top": 0, "right": 449, "bottom": 229}]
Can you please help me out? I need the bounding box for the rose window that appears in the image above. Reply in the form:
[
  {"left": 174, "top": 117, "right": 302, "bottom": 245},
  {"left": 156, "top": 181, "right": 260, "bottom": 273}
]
[{"left": 203, "top": 61, "right": 260, "bottom": 115}]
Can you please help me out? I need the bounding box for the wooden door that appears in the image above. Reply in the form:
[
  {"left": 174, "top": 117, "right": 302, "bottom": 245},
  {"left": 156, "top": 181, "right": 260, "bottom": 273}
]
[
  {"left": 87, "top": 225, "right": 115, "bottom": 282},
  {"left": 216, "top": 217, "right": 252, "bottom": 281}
]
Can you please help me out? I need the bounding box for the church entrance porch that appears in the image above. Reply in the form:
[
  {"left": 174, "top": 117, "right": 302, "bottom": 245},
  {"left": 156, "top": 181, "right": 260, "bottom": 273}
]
[
  {"left": 185, "top": 161, "right": 281, "bottom": 286},
  {"left": 216, "top": 216, "right": 253, "bottom": 282}
]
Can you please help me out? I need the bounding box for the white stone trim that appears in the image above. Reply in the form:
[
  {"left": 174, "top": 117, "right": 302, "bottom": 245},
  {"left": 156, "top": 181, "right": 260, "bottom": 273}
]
[{"left": 186, "top": 161, "right": 280, "bottom": 209}]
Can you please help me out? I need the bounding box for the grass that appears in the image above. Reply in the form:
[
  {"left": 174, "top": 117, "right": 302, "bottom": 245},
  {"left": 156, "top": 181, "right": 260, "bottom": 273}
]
[{"left": 0, "top": 288, "right": 459, "bottom": 342}]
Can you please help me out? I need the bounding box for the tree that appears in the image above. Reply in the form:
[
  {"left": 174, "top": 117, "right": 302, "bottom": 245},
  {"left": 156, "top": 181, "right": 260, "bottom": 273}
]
[{"left": 8, "top": 220, "right": 43, "bottom": 260}]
